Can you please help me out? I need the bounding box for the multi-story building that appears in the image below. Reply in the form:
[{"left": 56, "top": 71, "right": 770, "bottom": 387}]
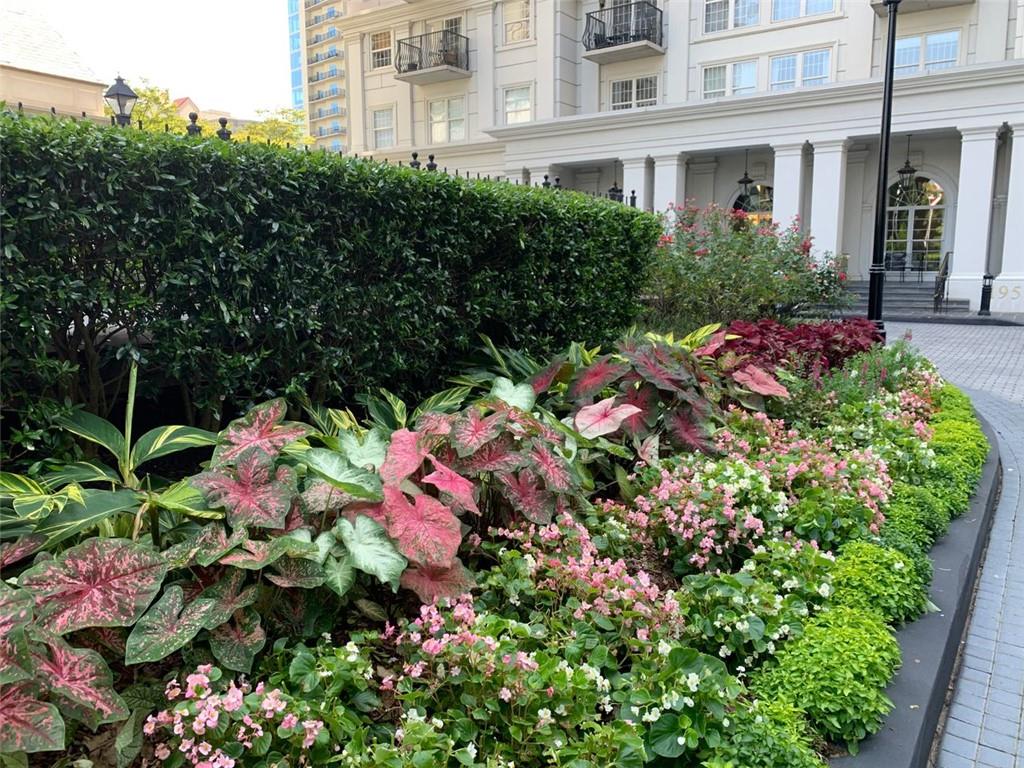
[
  {"left": 326, "top": 0, "right": 1024, "bottom": 311},
  {"left": 299, "top": 0, "right": 349, "bottom": 151}
]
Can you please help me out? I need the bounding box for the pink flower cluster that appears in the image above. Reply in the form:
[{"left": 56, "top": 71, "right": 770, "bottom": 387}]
[{"left": 143, "top": 665, "right": 324, "bottom": 767}]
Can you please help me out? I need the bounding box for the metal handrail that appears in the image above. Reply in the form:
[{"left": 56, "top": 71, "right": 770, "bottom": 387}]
[
  {"left": 933, "top": 251, "right": 951, "bottom": 313},
  {"left": 583, "top": 1, "right": 663, "bottom": 51},
  {"left": 396, "top": 30, "right": 469, "bottom": 74}
]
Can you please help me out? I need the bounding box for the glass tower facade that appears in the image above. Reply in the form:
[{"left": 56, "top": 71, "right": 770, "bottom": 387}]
[{"left": 288, "top": 0, "right": 303, "bottom": 108}]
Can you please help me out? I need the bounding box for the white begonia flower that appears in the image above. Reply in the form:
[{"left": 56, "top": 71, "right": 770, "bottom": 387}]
[
  {"left": 466, "top": 744, "right": 478, "bottom": 758},
  {"left": 658, "top": 639, "right": 673, "bottom": 656},
  {"left": 676, "top": 736, "right": 686, "bottom": 746},
  {"left": 894, "top": 560, "right": 905, "bottom": 570},
  {"left": 537, "top": 708, "right": 551, "bottom": 721},
  {"left": 431, "top": 717, "right": 444, "bottom": 729},
  {"left": 818, "top": 583, "right": 832, "bottom": 598},
  {"left": 683, "top": 696, "right": 695, "bottom": 708},
  {"left": 686, "top": 673, "right": 701, "bottom": 691},
  {"left": 723, "top": 717, "right": 730, "bottom": 727},
  {"left": 719, "top": 645, "right": 731, "bottom": 658}
]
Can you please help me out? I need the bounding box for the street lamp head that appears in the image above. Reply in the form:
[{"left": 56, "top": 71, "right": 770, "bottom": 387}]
[
  {"left": 104, "top": 76, "right": 138, "bottom": 127},
  {"left": 897, "top": 135, "right": 916, "bottom": 198}
]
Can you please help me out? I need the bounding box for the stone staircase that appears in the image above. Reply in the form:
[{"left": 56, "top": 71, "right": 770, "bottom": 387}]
[{"left": 840, "top": 279, "right": 971, "bottom": 317}]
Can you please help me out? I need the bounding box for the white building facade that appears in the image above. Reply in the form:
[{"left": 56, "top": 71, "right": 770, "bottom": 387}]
[{"left": 329, "top": 0, "right": 1024, "bottom": 311}]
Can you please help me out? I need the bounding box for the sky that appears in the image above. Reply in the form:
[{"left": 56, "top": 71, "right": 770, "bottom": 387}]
[{"left": 19, "top": 0, "right": 292, "bottom": 120}]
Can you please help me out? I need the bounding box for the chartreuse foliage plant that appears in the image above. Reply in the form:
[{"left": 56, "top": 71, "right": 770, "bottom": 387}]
[
  {"left": 829, "top": 541, "right": 930, "bottom": 625},
  {"left": 0, "top": 111, "right": 660, "bottom": 468},
  {"left": 751, "top": 607, "right": 901, "bottom": 753}
]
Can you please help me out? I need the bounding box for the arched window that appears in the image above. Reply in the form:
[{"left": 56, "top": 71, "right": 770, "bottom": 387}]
[
  {"left": 885, "top": 176, "right": 945, "bottom": 272},
  {"left": 733, "top": 184, "right": 774, "bottom": 225}
]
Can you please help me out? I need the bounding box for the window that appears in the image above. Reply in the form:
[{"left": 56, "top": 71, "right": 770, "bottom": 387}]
[
  {"left": 772, "top": 0, "right": 832, "bottom": 21},
  {"left": 885, "top": 176, "right": 946, "bottom": 272},
  {"left": 429, "top": 97, "right": 466, "bottom": 143},
  {"left": 894, "top": 30, "right": 958, "bottom": 76},
  {"left": 770, "top": 48, "right": 830, "bottom": 90},
  {"left": 704, "top": 0, "right": 758, "bottom": 32},
  {"left": 370, "top": 31, "right": 392, "bottom": 69},
  {"left": 503, "top": 0, "right": 531, "bottom": 44},
  {"left": 331, "top": 140, "right": 342, "bottom": 152},
  {"left": 734, "top": 184, "right": 774, "bottom": 225},
  {"left": 894, "top": 36, "right": 920, "bottom": 76},
  {"left": 703, "top": 61, "right": 757, "bottom": 98},
  {"left": 504, "top": 86, "right": 531, "bottom": 124},
  {"left": 372, "top": 107, "right": 394, "bottom": 148},
  {"left": 443, "top": 16, "right": 463, "bottom": 34},
  {"left": 292, "top": 87, "right": 304, "bottom": 107},
  {"left": 610, "top": 76, "right": 658, "bottom": 110}
]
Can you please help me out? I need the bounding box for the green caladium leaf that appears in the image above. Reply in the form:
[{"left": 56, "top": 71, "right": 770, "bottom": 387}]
[
  {"left": 303, "top": 448, "right": 383, "bottom": 500},
  {"left": 198, "top": 570, "right": 258, "bottom": 630},
  {"left": 323, "top": 553, "right": 355, "bottom": 597},
  {"left": 489, "top": 377, "right": 536, "bottom": 412},
  {"left": 266, "top": 557, "right": 326, "bottom": 589},
  {"left": 337, "top": 429, "right": 388, "bottom": 471},
  {"left": 334, "top": 515, "right": 406, "bottom": 591},
  {"left": 125, "top": 586, "right": 217, "bottom": 664},
  {"left": 56, "top": 410, "right": 125, "bottom": 461},
  {"left": 114, "top": 709, "right": 144, "bottom": 768},
  {"left": 209, "top": 608, "right": 266, "bottom": 673},
  {"left": 130, "top": 425, "right": 217, "bottom": 468}
]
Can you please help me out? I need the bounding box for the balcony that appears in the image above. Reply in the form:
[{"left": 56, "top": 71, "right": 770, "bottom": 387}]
[
  {"left": 316, "top": 126, "right": 346, "bottom": 137},
  {"left": 304, "top": 0, "right": 327, "bottom": 7},
  {"left": 309, "top": 88, "right": 342, "bottom": 103},
  {"left": 311, "top": 106, "right": 347, "bottom": 121},
  {"left": 870, "top": 0, "right": 973, "bottom": 12},
  {"left": 394, "top": 30, "right": 470, "bottom": 84},
  {"left": 308, "top": 50, "right": 342, "bottom": 65},
  {"left": 582, "top": 2, "right": 664, "bottom": 64},
  {"left": 306, "top": 9, "right": 341, "bottom": 27},
  {"left": 308, "top": 69, "right": 343, "bottom": 83},
  {"left": 308, "top": 30, "right": 339, "bottom": 46}
]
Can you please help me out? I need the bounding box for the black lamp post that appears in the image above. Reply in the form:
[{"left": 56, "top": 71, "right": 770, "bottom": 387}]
[
  {"left": 897, "top": 135, "right": 916, "bottom": 196},
  {"left": 104, "top": 76, "right": 138, "bottom": 127},
  {"left": 737, "top": 149, "right": 753, "bottom": 200},
  {"left": 979, "top": 273, "right": 994, "bottom": 316},
  {"left": 867, "top": 0, "right": 902, "bottom": 340}
]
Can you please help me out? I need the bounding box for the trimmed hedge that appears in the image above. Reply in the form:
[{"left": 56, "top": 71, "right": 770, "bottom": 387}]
[
  {"left": 830, "top": 541, "right": 930, "bottom": 625},
  {"left": 0, "top": 114, "right": 660, "bottom": 459}
]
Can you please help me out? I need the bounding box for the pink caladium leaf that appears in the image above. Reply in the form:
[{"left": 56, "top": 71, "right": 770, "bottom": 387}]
[
  {"left": 667, "top": 407, "right": 716, "bottom": 453},
  {"left": 459, "top": 435, "right": 525, "bottom": 474},
  {"left": 732, "top": 365, "right": 790, "bottom": 399},
  {"left": 400, "top": 558, "right": 476, "bottom": 604},
  {"left": 530, "top": 355, "right": 569, "bottom": 395},
  {"left": 382, "top": 487, "right": 461, "bottom": 568},
  {"left": 0, "top": 535, "right": 45, "bottom": 573},
  {"left": 573, "top": 396, "right": 643, "bottom": 440},
  {"left": 451, "top": 409, "right": 506, "bottom": 458},
  {"left": 619, "top": 383, "right": 660, "bottom": 437},
  {"left": 212, "top": 398, "right": 311, "bottom": 466},
  {"left": 415, "top": 411, "right": 457, "bottom": 437},
  {"left": 526, "top": 440, "right": 574, "bottom": 492},
  {"left": 302, "top": 479, "right": 355, "bottom": 515},
  {"left": 31, "top": 632, "right": 128, "bottom": 729},
  {"left": 379, "top": 429, "right": 429, "bottom": 487},
  {"left": 693, "top": 329, "right": 729, "bottom": 357},
  {"left": 209, "top": 607, "right": 266, "bottom": 674},
  {"left": 18, "top": 538, "right": 167, "bottom": 636},
  {"left": 199, "top": 570, "right": 259, "bottom": 630},
  {"left": 265, "top": 557, "right": 326, "bottom": 589},
  {"left": 421, "top": 459, "right": 479, "bottom": 515},
  {"left": 194, "top": 453, "right": 296, "bottom": 530},
  {"left": 124, "top": 586, "right": 217, "bottom": 665},
  {"left": 0, "top": 583, "right": 33, "bottom": 684},
  {"left": 497, "top": 470, "right": 556, "bottom": 524},
  {"left": 0, "top": 682, "right": 65, "bottom": 754},
  {"left": 618, "top": 343, "right": 691, "bottom": 393},
  {"left": 340, "top": 500, "right": 389, "bottom": 528},
  {"left": 162, "top": 524, "right": 248, "bottom": 569},
  {"left": 568, "top": 356, "right": 630, "bottom": 402},
  {"left": 217, "top": 535, "right": 315, "bottom": 570}
]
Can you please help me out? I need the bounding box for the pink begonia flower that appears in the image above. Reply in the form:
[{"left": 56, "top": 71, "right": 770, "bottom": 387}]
[
  {"left": 260, "top": 689, "right": 288, "bottom": 717},
  {"left": 155, "top": 743, "right": 171, "bottom": 761},
  {"left": 302, "top": 719, "right": 324, "bottom": 748},
  {"left": 165, "top": 680, "right": 182, "bottom": 700},
  {"left": 185, "top": 673, "right": 209, "bottom": 699},
  {"left": 499, "top": 687, "right": 513, "bottom": 702},
  {"left": 222, "top": 683, "right": 244, "bottom": 712},
  {"left": 281, "top": 713, "right": 299, "bottom": 729},
  {"left": 196, "top": 664, "right": 213, "bottom": 675}
]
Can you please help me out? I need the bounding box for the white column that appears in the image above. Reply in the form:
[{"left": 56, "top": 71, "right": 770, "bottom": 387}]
[
  {"left": 994, "top": 123, "right": 1024, "bottom": 313},
  {"left": 772, "top": 143, "right": 806, "bottom": 229},
  {"left": 949, "top": 127, "right": 1000, "bottom": 308},
  {"left": 663, "top": 0, "right": 689, "bottom": 104},
  {"left": 652, "top": 153, "right": 687, "bottom": 212},
  {"left": 527, "top": 167, "right": 553, "bottom": 187},
  {"left": 809, "top": 140, "right": 848, "bottom": 259},
  {"left": 476, "top": 6, "right": 496, "bottom": 131},
  {"left": 535, "top": 0, "right": 556, "bottom": 120},
  {"left": 621, "top": 157, "right": 648, "bottom": 209}
]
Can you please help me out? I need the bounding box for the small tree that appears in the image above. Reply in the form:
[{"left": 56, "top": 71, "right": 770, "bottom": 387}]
[
  {"left": 103, "top": 79, "right": 188, "bottom": 133},
  {"left": 232, "top": 108, "right": 312, "bottom": 147}
]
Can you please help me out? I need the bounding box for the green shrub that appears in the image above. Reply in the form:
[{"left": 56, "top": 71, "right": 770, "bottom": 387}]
[
  {"left": 931, "top": 384, "right": 975, "bottom": 421},
  {"left": 925, "top": 415, "right": 988, "bottom": 519},
  {"left": 875, "top": 528, "right": 933, "bottom": 587},
  {"left": 642, "top": 204, "right": 847, "bottom": 332},
  {"left": 703, "top": 700, "right": 826, "bottom": 768},
  {"left": 751, "top": 607, "right": 900, "bottom": 752},
  {"left": 830, "top": 541, "right": 929, "bottom": 624},
  {"left": 0, "top": 113, "right": 660, "bottom": 465},
  {"left": 886, "top": 482, "right": 948, "bottom": 547}
]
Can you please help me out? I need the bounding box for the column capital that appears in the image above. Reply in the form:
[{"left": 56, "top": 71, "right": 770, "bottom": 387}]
[
  {"left": 771, "top": 142, "right": 807, "bottom": 156},
  {"left": 957, "top": 126, "right": 1002, "bottom": 142},
  {"left": 650, "top": 152, "right": 688, "bottom": 165},
  {"left": 620, "top": 156, "right": 649, "bottom": 169},
  {"left": 810, "top": 138, "right": 850, "bottom": 153}
]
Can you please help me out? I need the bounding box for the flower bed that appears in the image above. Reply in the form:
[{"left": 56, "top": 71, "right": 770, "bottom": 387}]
[{"left": 0, "top": 322, "right": 988, "bottom": 767}]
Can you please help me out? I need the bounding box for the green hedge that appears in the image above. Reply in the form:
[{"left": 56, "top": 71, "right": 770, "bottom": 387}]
[{"left": 0, "top": 114, "right": 660, "bottom": 458}]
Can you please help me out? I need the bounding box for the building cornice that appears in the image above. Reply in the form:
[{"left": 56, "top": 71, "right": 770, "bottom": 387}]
[
  {"left": 485, "top": 61, "right": 1024, "bottom": 142},
  {"left": 0, "top": 63, "right": 107, "bottom": 89},
  {"left": 341, "top": 0, "right": 493, "bottom": 33}
]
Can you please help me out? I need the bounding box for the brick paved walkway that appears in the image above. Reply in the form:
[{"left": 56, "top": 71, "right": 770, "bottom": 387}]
[{"left": 885, "top": 322, "right": 1024, "bottom": 768}]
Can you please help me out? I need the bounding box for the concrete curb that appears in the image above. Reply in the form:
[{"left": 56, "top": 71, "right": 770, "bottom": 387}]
[{"left": 830, "top": 416, "right": 1002, "bottom": 768}]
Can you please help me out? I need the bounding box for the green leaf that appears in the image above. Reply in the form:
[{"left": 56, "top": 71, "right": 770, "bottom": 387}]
[
  {"left": 153, "top": 479, "right": 224, "bottom": 519},
  {"left": 380, "top": 389, "right": 408, "bottom": 428},
  {"left": 411, "top": 386, "right": 472, "bottom": 422},
  {"left": 130, "top": 425, "right": 217, "bottom": 468},
  {"left": 0, "top": 473, "right": 47, "bottom": 497},
  {"left": 288, "top": 650, "right": 319, "bottom": 692},
  {"left": 649, "top": 713, "right": 687, "bottom": 758},
  {"left": 323, "top": 553, "right": 355, "bottom": 597},
  {"left": 334, "top": 515, "right": 407, "bottom": 591},
  {"left": 489, "top": 377, "right": 536, "bottom": 412},
  {"left": 56, "top": 410, "right": 125, "bottom": 461},
  {"left": 337, "top": 429, "right": 388, "bottom": 471},
  {"left": 209, "top": 607, "right": 266, "bottom": 673},
  {"left": 115, "top": 710, "right": 144, "bottom": 768},
  {"left": 33, "top": 489, "right": 140, "bottom": 548},
  {"left": 125, "top": 586, "right": 216, "bottom": 664},
  {"left": 303, "top": 448, "right": 383, "bottom": 500},
  {"left": 42, "top": 461, "right": 120, "bottom": 489}
]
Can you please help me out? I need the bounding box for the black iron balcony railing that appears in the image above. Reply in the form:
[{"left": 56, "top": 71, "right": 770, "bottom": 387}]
[
  {"left": 308, "top": 50, "right": 341, "bottom": 64},
  {"left": 583, "top": 1, "right": 663, "bottom": 51},
  {"left": 306, "top": 9, "right": 340, "bottom": 27},
  {"left": 309, "top": 87, "right": 341, "bottom": 102},
  {"left": 395, "top": 30, "right": 469, "bottom": 74},
  {"left": 308, "top": 69, "right": 342, "bottom": 83},
  {"left": 311, "top": 106, "right": 344, "bottom": 120},
  {"left": 308, "top": 30, "right": 338, "bottom": 45}
]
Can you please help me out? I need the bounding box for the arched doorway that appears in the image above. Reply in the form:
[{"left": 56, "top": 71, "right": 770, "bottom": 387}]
[
  {"left": 732, "top": 184, "right": 774, "bottom": 226},
  {"left": 884, "top": 176, "right": 946, "bottom": 273}
]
